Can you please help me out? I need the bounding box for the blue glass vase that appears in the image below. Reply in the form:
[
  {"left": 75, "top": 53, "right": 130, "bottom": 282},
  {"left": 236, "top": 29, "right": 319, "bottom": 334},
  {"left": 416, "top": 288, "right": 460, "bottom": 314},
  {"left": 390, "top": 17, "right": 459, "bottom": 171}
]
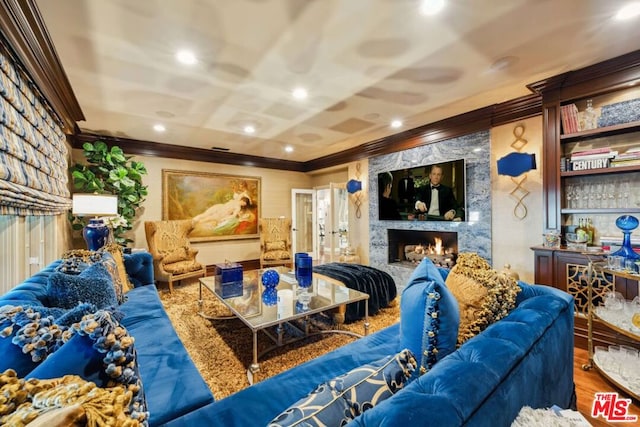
[
  {"left": 261, "top": 269, "right": 280, "bottom": 306},
  {"left": 611, "top": 215, "right": 640, "bottom": 261},
  {"left": 296, "top": 255, "right": 313, "bottom": 289}
]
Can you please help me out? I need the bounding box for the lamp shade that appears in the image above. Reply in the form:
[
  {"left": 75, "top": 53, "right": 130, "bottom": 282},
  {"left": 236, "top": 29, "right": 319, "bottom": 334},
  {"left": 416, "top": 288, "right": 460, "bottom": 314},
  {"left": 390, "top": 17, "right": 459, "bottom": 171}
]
[
  {"left": 72, "top": 194, "right": 118, "bottom": 217},
  {"left": 346, "top": 179, "right": 362, "bottom": 194}
]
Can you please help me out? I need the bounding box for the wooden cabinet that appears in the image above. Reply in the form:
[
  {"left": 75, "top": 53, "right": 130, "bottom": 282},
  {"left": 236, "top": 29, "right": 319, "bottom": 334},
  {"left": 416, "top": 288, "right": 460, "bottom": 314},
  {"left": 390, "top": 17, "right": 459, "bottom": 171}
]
[{"left": 532, "top": 246, "right": 639, "bottom": 350}]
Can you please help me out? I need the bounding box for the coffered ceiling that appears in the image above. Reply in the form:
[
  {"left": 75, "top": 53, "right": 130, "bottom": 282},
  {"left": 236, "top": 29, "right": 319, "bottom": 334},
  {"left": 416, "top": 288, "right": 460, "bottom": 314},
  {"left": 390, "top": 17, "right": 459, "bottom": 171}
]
[{"left": 33, "top": 0, "right": 640, "bottom": 162}]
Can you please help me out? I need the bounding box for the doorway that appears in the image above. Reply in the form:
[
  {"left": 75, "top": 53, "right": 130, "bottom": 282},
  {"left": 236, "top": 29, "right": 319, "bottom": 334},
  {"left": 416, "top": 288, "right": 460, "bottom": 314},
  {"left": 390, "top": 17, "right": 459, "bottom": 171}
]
[
  {"left": 316, "top": 183, "right": 348, "bottom": 263},
  {"left": 291, "top": 183, "right": 349, "bottom": 263}
]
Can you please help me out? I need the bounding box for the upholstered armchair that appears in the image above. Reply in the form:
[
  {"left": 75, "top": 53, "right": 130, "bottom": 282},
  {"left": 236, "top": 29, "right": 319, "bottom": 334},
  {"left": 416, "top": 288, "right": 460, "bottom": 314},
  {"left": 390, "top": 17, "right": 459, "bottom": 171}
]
[
  {"left": 144, "top": 219, "right": 206, "bottom": 293},
  {"left": 259, "top": 218, "right": 293, "bottom": 269}
]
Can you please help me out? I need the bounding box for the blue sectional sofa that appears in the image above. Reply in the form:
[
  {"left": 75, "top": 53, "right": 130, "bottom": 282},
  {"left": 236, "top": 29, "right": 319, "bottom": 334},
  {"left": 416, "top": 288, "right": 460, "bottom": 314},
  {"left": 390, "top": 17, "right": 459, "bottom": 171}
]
[
  {"left": 164, "top": 258, "right": 576, "bottom": 427},
  {"left": 1, "top": 254, "right": 575, "bottom": 427},
  {"left": 0, "top": 252, "right": 214, "bottom": 426}
]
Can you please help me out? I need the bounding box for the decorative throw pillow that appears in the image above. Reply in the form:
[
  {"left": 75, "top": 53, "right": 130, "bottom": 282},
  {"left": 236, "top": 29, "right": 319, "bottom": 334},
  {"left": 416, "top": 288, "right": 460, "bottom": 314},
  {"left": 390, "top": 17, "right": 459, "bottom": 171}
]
[
  {"left": 0, "top": 371, "right": 146, "bottom": 426},
  {"left": 46, "top": 262, "right": 118, "bottom": 309},
  {"left": 266, "top": 240, "right": 287, "bottom": 251},
  {"left": 263, "top": 250, "right": 291, "bottom": 261},
  {"left": 57, "top": 249, "right": 128, "bottom": 304},
  {"left": 400, "top": 258, "right": 460, "bottom": 376},
  {"left": 101, "top": 244, "right": 134, "bottom": 293},
  {"left": 161, "top": 246, "right": 191, "bottom": 264},
  {"left": 269, "top": 349, "right": 416, "bottom": 427},
  {"left": 445, "top": 252, "right": 521, "bottom": 345}
]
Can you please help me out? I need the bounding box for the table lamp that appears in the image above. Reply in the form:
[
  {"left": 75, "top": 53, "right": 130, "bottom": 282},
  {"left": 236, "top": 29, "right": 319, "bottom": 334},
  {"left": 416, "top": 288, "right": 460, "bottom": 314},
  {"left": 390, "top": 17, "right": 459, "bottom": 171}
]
[{"left": 72, "top": 193, "right": 118, "bottom": 250}]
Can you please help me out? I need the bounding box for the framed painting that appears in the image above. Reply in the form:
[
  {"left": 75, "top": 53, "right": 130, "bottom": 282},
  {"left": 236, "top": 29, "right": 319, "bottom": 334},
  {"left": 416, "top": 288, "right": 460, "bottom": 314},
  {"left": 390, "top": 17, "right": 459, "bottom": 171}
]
[{"left": 162, "top": 169, "right": 261, "bottom": 242}]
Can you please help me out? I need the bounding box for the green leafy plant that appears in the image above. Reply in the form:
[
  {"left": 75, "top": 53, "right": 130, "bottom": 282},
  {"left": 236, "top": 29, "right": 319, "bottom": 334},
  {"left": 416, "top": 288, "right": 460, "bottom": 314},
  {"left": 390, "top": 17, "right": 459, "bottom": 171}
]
[{"left": 70, "top": 141, "right": 148, "bottom": 245}]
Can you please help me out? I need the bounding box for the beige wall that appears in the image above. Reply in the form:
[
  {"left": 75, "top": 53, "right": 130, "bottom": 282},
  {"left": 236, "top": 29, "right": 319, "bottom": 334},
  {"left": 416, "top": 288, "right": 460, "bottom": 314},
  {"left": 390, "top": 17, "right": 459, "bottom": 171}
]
[
  {"left": 490, "top": 117, "right": 543, "bottom": 283},
  {"left": 72, "top": 149, "right": 314, "bottom": 266}
]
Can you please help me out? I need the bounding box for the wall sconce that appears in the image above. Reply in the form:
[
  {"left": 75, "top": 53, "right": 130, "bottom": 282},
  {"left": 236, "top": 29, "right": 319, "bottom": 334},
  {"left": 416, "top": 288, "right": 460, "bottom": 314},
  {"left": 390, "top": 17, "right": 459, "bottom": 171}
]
[
  {"left": 497, "top": 124, "right": 536, "bottom": 220},
  {"left": 347, "top": 163, "right": 364, "bottom": 218},
  {"left": 72, "top": 193, "right": 119, "bottom": 250}
]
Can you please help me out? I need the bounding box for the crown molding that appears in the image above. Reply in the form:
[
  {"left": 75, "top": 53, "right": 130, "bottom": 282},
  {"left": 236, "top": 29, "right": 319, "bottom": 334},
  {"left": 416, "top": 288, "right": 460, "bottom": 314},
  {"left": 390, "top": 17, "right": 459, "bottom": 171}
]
[{"left": 527, "top": 49, "right": 640, "bottom": 102}]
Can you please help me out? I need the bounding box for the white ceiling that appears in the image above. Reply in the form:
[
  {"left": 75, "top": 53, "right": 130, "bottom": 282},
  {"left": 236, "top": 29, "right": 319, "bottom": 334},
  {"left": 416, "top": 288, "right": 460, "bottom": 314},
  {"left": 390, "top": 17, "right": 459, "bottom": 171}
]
[{"left": 35, "top": 0, "right": 640, "bottom": 162}]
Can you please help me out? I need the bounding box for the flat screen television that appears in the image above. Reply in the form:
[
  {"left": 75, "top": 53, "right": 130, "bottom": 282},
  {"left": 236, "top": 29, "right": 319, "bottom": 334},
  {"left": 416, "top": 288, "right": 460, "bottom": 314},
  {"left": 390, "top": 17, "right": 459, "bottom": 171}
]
[{"left": 377, "top": 158, "right": 466, "bottom": 221}]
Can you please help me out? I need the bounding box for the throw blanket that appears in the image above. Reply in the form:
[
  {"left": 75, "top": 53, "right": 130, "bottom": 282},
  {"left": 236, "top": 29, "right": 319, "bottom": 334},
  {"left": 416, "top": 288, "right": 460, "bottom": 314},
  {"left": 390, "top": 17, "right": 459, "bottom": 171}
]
[{"left": 312, "top": 263, "right": 397, "bottom": 323}]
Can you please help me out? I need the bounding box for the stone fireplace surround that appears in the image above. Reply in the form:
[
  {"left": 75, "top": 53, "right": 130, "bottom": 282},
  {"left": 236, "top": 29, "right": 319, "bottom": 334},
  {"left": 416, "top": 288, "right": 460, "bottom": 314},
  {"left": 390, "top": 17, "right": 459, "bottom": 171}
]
[{"left": 369, "top": 130, "right": 492, "bottom": 292}]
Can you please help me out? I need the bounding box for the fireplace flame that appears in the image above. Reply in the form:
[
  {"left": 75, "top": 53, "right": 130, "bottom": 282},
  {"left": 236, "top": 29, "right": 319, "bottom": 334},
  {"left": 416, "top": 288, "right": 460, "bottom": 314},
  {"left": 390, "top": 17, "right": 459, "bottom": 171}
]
[{"left": 434, "top": 237, "right": 443, "bottom": 255}]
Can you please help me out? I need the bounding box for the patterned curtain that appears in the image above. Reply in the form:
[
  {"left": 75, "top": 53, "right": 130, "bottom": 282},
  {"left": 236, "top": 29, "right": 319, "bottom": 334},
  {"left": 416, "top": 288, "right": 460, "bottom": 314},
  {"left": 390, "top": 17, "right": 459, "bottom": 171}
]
[{"left": 0, "top": 40, "right": 71, "bottom": 215}]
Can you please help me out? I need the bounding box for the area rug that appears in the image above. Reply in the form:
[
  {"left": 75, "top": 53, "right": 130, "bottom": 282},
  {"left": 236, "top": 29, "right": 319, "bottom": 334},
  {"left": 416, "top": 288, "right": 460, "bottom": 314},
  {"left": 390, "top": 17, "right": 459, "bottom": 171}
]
[{"left": 158, "top": 278, "right": 401, "bottom": 399}]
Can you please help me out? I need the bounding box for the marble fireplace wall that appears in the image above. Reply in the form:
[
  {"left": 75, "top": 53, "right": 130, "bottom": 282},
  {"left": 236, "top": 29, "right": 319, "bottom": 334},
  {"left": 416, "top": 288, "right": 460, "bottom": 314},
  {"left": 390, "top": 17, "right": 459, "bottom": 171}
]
[{"left": 369, "top": 130, "right": 492, "bottom": 291}]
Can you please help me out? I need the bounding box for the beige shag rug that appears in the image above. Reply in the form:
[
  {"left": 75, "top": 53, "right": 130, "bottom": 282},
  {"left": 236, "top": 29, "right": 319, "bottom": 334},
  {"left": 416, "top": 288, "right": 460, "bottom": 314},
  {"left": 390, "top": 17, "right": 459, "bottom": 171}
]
[{"left": 158, "top": 278, "right": 401, "bottom": 400}]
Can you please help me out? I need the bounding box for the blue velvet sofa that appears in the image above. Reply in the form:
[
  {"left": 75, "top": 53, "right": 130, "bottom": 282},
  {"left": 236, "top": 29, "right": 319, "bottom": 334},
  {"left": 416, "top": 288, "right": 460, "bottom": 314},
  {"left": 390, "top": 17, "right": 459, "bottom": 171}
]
[
  {"left": 1, "top": 255, "right": 574, "bottom": 427},
  {"left": 0, "top": 252, "right": 214, "bottom": 426},
  {"left": 163, "top": 258, "right": 576, "bottom": 427}
]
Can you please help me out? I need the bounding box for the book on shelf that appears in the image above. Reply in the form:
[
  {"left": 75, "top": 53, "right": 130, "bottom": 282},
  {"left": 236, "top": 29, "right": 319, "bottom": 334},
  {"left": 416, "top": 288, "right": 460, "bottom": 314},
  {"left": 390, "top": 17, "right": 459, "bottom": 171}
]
[
  {"left": 610, "top": 158, "right": 640, "bottom": 167},
  {"left": 570, "top": 151, "right": 617, "bottom": 161},
  {"left": 613, "top": 152, "right": 640, "bottom": 160},
  {"left": 561, "top": 104, "right": 580, "bottom": 134},
  {"left": 571, "top": 147, "right": 614, "bottom": 156},
  {"left": 570, "top": 157, "right": 610, "bottom": 171}
]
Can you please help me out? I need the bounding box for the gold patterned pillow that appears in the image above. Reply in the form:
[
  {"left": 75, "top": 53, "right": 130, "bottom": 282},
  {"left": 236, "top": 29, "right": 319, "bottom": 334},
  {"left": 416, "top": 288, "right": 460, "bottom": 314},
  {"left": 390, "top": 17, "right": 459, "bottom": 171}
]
[
  {"left": 445, "top": 253, "right": 521, "bottom": 346},
  {"left": 101, "top": 244, "right": 134, "bottom": 293},
  {"left": 161, "top": 246, "right": 191, "bottom": 264},
  {"left": 266, "top": 240, "right": 286, "bottom": 251},
  {"left": 263, "top": 250, "right": 290, "bottom": 261}
]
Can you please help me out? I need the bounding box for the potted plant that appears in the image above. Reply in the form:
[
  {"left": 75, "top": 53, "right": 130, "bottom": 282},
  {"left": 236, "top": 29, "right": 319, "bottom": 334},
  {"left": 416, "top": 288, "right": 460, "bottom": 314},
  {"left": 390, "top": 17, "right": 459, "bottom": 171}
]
[{"left": 70, "top": 141, "right": 148, "bottom": 246}]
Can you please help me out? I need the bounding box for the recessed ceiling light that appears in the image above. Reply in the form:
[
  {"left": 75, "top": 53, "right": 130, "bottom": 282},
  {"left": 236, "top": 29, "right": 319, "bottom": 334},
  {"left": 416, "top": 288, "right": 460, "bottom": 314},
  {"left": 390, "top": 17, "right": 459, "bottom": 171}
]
[
  {"left": 615, "top": 2, "right": 640, "bottom": 20},
  {"left": 285, "top": 145, "right": 294, "bottom": 153},
  {"left": 420, "top": 0, "right": 446, "bottom": 16},
  {"left": 153, "top": 124, "right": 166, "bottom": 132},
  {"left": 292, "top": 87, "right": 308, "bottom": 100},
  {"left": 175, "top": 49, "right": 197, "bottom": 65},
  {"left": 391, "top": 120, "right": 403, "bottom": 129},
  {"left": 244, "top": 125, "right": 256, "bottom": 134}
]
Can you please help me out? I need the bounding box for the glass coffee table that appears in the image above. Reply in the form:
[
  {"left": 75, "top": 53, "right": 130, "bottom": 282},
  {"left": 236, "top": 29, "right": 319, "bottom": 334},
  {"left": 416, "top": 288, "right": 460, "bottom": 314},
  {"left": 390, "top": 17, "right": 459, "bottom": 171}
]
[{"left": 198, "top": 267, "right": 370, "bottom": 383}]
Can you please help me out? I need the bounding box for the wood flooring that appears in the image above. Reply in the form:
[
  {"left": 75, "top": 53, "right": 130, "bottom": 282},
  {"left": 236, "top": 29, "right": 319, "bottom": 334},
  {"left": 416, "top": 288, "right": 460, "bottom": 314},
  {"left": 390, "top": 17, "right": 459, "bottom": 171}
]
[{"left": 574, "top": 347, "right": 640, "bottom": 426}]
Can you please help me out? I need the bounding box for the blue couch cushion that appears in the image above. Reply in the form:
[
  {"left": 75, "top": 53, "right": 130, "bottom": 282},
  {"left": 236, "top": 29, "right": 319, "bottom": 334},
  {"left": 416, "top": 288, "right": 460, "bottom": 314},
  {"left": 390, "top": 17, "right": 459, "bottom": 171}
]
[
  {"left": 46, "top": 262, "right": 118, "bottom": 309},
  {"left": 121, "top": 285, "right": 214, "bottom": 426},
  {"left": 269, "top": 349, "right": 416, "bottom": 427},
  {"left": 400, "top": 258, "right": 459, "bottom": 376}
]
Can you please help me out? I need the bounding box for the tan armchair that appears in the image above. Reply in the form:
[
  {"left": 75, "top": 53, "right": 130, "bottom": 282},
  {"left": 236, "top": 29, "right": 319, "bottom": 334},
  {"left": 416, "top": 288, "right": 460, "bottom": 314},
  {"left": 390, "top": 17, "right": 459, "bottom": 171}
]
[
  {"left": 144, "top": 219, "right": 206, "bottom": 293},
  {"left": 259, "top": 218, "right": 293, "bottom": 269}
]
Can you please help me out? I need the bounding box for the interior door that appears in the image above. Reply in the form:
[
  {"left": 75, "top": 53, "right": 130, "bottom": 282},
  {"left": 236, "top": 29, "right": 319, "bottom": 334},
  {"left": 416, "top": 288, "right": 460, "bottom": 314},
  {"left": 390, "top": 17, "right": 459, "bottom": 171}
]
[
  {"left": 291, "top": 189, "right": 316, "bottom": 258},
  {"left": 316, "top": 183, "right": 348, "bottom": 263}
]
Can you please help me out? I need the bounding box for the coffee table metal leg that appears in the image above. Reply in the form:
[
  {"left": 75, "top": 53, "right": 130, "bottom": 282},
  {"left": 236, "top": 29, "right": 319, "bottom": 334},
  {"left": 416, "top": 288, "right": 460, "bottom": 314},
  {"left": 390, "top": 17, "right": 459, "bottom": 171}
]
[
  {"left": 248, "top": 330, "right": 260, "bottom": 385},
  {"left": 276, "top": 323, "right": 284, "bottom": 346},
  {"left": 364, "top": 303, "right": 370, "bottom": 336}
]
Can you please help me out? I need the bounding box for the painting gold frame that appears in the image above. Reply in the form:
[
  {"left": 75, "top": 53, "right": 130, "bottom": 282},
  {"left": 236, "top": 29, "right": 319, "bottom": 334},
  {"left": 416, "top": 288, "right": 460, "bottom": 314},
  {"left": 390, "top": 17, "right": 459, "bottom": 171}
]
[{"left": 162, "top": 169, "right": 261, "bottom": 242}]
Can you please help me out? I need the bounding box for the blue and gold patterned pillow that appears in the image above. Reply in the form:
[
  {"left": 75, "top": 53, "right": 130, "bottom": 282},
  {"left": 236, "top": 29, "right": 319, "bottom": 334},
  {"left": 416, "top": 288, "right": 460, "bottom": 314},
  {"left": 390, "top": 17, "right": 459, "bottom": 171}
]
[
  {"left": 400, "top": 258, "right": 460, "bottom": 376},
  {"left": 56, "top": 249, "right": 126, "bottom": 304},
  {"left": 268, "top": 349, "right": 416, "bottom": 427}
]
